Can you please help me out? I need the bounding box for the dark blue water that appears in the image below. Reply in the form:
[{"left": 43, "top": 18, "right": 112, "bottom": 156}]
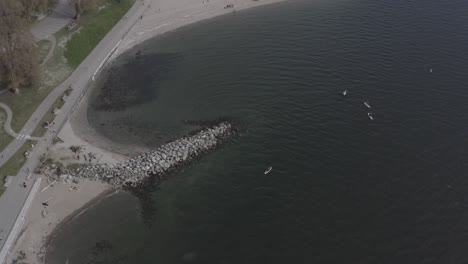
[{"left": 47, "top": 0, "right": 468, "bottom": 263}]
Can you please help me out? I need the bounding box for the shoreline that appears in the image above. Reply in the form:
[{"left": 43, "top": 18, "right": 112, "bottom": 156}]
[
  {"left": 111, "top": 0, "right": 286, "bottom": 60},
  {"left": 8, "top": 0, "right": 286, "bottom": 262},
  {"left": 6, "top": 177, "right": 110, "bottom": 264},
  {"left": 41, "top": 189, "right": 118, "bottom": 263},
  {"left": 71, "top": 0, "right": 286, "bottom": 158}
]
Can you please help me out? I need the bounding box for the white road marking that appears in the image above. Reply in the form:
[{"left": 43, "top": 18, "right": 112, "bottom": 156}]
[{"left": 16, "top": 134, "right": 31, "bottom": 140}]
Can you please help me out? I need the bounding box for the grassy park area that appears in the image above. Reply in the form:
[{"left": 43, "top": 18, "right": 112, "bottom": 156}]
[
  {"left": 65, "top": 0, "right": 134, "bottom": 66},
  {"left": 36, "top": 39, "right": 52, "bottom": 64},
  {"left": 0, "top": 0, "right": 134, "bottom": 139},
  {"left": 0, "top": 0, "right": 134, "bottom": 186},
  {"left": 31, "top": 92, "right": 67, "bottom": 137},
  {"left": 0, "top": 111, "right": 13, "bottom": 152},
  {"left": 0, "top": 141, "right": 33, "bottom": 194}
]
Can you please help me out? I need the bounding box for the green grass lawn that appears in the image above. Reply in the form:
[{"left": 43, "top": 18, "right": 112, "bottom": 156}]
[
  {"left": 0, "top": 141, "right": 33, "bottom": 194},
  {"left": 31, "top": 92, "right": 66, "bottom": 137},
  {"left": 0, "top": 111, "right": 14, "bottom": 152},
  {"left": 65, "top": 0, "right": 135, "bottom": 67},
  {"left": 0, "top": 86, "right": 59, "bottom": 133},
  {"left": 47, "top": 0, "right": 59, "bottom": 12},
  {"left": 0, "top": 0, "right": 135, "bottom": 194},
  {"left": 0, "top": 38, "right": 73, "bottom": 133},
  {"left": 0, "top": 0, "right": 134, "bottom": 141},
  {"left": 36, "top": 39, "right": 52, "bottom": 64}
]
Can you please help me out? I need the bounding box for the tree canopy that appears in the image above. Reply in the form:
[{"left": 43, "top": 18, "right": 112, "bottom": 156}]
[
  {"left": 74, "top": 0, "right": 97, "bottom": 18},
  {"left": 0, "top": 0, "right": 47, "bottom": 91}
]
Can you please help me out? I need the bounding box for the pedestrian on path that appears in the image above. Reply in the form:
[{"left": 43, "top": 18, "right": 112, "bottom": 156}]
[{"left": 22, "top": 182, "right": 27, "bottom": 188}]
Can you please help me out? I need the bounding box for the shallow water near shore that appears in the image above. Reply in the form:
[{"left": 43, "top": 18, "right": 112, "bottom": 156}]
[{"left": 47, "top": 0, "right": 468, "bottom": 263}]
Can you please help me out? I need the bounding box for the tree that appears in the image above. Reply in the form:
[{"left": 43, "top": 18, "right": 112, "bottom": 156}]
[
  {"left": 74, "top": 0, "right": 97, "bottom": 19},
  {"left": 19, "top": 0, "right": 48, "bottom": 21},
  {"left": 0, "top": 0, "right": 40, "bottom": 91}
]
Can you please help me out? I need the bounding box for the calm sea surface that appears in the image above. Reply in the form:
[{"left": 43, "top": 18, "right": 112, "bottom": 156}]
[{"left": 46, "top": 0, "right": 468, "bottom": 263}]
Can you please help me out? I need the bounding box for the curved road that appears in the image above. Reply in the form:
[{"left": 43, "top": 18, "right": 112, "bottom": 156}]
[{"left": 0, "top": 2, "right": 147, "bottom": 262}]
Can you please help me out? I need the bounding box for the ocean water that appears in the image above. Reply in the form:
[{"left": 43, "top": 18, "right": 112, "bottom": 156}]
[{"left": 46, "top": 0, "right": 468, "bottom": 263}]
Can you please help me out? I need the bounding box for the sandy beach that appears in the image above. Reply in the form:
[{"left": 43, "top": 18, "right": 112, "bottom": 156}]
[
  {"left": 71, "top": 0, "right": 285, "bottom": 157},
  {"left": 5, "top": 178, "right": 111, "bottom": 264},
  {"left": 49, "top": 121, "right": 128, "bottom": 165},
  {"left": 112, "top": 0, "right": 286, "bottom": 59},
  {"left": 7, "top": 0, "right": 285, "bottom": 262},
  {"left": 4, "top": 0, "right": 467, "bottom": 262},
  {"left": 67, "top": 0, "right": 286, "bottom": 169}
]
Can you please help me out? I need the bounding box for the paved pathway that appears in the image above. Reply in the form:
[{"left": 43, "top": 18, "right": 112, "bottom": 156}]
[
  {"left": 0, "top": 0, "right": 73, "bottom": 95},
  {"left": 32, "top": 0, "right": 74, "bottom": 66},
  {"left": 40, "top": 35, "right": 57, "bottom": 66},
  {"left": 0, "top": 103, "right": 42, "bottom": 142},
  {"left": 0, "top": 2, "right": 147, "bottom": 262},
  {"left": 0, "top": 104, "right": 16, "bottom": 139},
  {"left": 0, "top": 0, "right": 75, "bottom": 167},
  {"left": 0, "top": 0, "right": 75, "bottom": 162},
  {"left": 31, "top": 0, "right": 75, "bottom": 41}
]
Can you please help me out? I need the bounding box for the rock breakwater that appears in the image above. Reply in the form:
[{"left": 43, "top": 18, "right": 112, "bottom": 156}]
[{"left": 71, "top": 122, "right": 235, "bottom": 187}]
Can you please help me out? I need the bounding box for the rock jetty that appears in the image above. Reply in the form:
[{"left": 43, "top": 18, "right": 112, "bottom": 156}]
[{"left": 71, "top": 122, "right": 234, "bottom": 187}]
